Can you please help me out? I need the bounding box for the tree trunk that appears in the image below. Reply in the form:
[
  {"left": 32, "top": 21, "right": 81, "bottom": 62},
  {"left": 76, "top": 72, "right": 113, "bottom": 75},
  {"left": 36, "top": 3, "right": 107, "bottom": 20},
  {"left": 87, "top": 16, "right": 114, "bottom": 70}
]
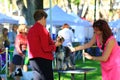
[
  {"left": 81, "top": 0, "right": 89, "bottom": 19},
  {"left": 26, "top": 0, "right": 35, "bottom": 25},
  {"left": 16, "top": 0, "right": 27, "bottom": 16},
  {"left": 16, "top": 0, "right": 43, "bottom": 25}
]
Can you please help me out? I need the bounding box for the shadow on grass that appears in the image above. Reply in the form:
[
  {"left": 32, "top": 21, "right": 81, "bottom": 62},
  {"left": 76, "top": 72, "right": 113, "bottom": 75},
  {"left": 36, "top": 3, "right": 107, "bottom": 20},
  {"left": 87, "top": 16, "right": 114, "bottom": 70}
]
[{"left": 54, "top": 59, "right": 102, "bottom": 80}]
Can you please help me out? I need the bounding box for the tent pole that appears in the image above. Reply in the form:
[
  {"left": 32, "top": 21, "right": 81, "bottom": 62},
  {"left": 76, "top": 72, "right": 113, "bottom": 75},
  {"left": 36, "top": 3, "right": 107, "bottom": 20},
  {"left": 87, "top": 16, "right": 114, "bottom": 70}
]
[{"left": 49, "top": 0, "right": 52, "bottom": 38}]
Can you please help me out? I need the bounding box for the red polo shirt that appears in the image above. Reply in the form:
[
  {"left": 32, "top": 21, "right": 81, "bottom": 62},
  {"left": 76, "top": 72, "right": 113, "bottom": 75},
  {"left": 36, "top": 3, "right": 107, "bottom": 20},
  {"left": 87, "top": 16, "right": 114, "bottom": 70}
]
[{"left": 27, "top": 22, "right": 56, "bottom": 60}]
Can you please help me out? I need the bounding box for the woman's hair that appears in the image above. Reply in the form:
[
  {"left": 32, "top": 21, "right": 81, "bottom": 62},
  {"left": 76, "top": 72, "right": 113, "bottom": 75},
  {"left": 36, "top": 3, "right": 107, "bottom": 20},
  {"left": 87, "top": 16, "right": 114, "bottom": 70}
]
[
  {"left": 2, "top": 28, "right": 8, "bottom": 34},
  {"left": 12, "top": 24, "right": 18, "bottom": 31},
  {"left": 62, "top": 23, "right": 70, "bottom": 29},
  {"left": 33, "top": 10, "right": 47, "bottom": 21},
  {"left": 17, "top": 24, "right": 27, "bottom": 33},
  {"left": 93, "top": 19, "right": 113, "bottom": 49}
]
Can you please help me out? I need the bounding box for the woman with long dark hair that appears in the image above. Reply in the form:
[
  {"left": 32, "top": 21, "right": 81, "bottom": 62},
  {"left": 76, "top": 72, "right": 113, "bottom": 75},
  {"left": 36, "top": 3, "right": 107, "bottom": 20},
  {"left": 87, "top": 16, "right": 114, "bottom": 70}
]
[{"left": 70, "top": 19, "right": 120, "bottom": 80}]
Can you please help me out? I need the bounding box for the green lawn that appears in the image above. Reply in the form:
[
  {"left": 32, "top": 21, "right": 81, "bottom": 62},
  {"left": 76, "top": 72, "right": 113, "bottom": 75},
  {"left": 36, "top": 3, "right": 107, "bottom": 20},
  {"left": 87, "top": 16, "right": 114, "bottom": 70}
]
[
  {"left": 54, "top": 59, "right": 102, "bottom": 80},
  {"left": 1, "top": 58, "right": 102, "bottom": 80}
]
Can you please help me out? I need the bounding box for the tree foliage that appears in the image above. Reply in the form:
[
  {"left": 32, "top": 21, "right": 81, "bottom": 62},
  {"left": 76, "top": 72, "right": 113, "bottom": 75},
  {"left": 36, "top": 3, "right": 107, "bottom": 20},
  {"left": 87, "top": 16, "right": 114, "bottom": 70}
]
[{"left": 73, "top": 0, "right": 81, "bottom": 5}]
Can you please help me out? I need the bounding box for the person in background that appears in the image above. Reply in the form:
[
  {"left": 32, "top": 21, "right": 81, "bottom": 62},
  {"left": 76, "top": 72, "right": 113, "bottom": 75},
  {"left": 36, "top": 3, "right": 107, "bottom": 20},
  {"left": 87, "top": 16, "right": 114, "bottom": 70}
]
[
  {"left": 27, "top": 10, "right": 62, "bottom": 80},
  {"left": 0, "top": 28, "right": 10, "bottom": 67},
  {"left": 0, "top": 26, "right": 5, "bottom": 80},
  {"left": 58, "top": 23, "right": 74, "bottom": 47},
  {"left": 8, "top": 24, "right": 18, "bottom": 76},
  {"left": 0, "top": 25, "right": 4, "bottom": 54},
  {"left": 11, "top": 24, "right": 28, "bottom": 80},
  {"left": 2, "top": 28, "right": 10, "bottom": 48},
  {"left": 22, "top": 26, "right": 29, "bottom": 72},
  {"left": 70, "top": 19, "right": 120, "bottom": 80},
  {"left": 8, "top": 24, "right": 18, "bottom": 49},
  {"left": 57, "top": 23, "right": 75, "bottom": 68}
]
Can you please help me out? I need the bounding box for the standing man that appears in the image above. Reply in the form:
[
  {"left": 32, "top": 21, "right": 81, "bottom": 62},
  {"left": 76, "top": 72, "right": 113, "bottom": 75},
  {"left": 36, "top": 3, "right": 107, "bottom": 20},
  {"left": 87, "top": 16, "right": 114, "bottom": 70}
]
[
  {"left": 8, "top": 24, "right": 18, "bottom": 77},
  {"left": 8, "top": 24, "right": 18, "bottom": 49},
  {"left": 27, "top": 10, "right": 62, "bottom": 80},
  {"left": 58, "top": 23, "right": 74, "bottom": 47}
]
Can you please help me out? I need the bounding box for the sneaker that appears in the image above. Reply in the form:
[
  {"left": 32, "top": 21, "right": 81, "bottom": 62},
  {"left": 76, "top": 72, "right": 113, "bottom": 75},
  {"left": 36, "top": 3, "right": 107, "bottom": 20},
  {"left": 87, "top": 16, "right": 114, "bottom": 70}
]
[{"left": 14, "top": 68, "right": 23, "bottom": 76}]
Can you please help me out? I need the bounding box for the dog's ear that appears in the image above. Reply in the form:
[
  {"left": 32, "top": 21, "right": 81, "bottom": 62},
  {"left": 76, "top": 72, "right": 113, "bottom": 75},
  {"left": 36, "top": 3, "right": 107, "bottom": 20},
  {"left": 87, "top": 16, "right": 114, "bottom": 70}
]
[{"left": 55, "top": 46, "right": 59, "bottom": 52}]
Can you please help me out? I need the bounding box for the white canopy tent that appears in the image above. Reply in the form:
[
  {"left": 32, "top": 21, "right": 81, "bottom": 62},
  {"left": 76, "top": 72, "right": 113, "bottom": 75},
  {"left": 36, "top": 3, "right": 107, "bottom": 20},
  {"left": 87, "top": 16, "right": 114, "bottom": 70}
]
[
  {"left": 108, "top": 19, "right": 120, "bottom": 42},
  {"left": 69, "top": 12, "right": 92, "bottom": 27},
  {"left": 46, "top": 5, "right": 92, "bottom": 27},
  {"left": 68, "top": 13, "right": 92, "bottom": 42},
  {"left": 46, "top": 5, "right": 93, "bottom": 43},
  {"left": 46, "top": 5, "right": 78, "bottom": 26},
  {"left": 0, "top": 13, "right": 18, "bottom": 24},
  {"left": 109, "top": 19, "right": 120, "bottom": 28}
]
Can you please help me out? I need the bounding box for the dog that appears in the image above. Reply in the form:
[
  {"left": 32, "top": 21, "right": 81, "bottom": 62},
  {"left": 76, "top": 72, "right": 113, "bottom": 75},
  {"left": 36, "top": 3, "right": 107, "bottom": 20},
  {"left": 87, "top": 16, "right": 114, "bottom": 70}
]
[{"left": 55, "top": 45, "right": 74, "bottom": 70}]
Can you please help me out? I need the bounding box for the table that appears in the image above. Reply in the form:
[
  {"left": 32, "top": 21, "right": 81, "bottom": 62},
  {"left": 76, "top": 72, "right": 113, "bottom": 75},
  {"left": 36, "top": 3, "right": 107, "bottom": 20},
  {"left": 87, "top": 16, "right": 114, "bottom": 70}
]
[{"left": 54, "top": 67, "right": 96, "bottom": 80}]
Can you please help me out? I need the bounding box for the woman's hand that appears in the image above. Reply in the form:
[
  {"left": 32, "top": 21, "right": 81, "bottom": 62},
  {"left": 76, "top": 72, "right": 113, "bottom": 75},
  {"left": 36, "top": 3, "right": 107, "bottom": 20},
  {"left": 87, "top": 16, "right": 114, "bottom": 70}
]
[
  {"left": 83, "top": 52, "right": 93, "bottom": 60},
  {"left": 19, "top": 52, "right": 25, "bottom": 57},
  {"left": 68, "top": 47, "right": 75, "bottom": 52}
]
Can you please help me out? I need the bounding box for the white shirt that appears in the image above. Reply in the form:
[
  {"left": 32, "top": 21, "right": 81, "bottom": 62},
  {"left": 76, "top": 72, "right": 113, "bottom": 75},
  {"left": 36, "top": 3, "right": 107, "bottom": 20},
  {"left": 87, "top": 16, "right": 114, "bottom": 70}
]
[{"left": 58, "top": 28, "right": 74, "bottom": 46}]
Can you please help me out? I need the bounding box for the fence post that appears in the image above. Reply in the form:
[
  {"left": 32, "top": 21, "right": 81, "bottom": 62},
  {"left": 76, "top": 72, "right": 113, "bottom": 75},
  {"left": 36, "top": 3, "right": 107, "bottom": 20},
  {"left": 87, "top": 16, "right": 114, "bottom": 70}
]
[{"left": 6, "top": 47, "right": 8, "bottom": 80}]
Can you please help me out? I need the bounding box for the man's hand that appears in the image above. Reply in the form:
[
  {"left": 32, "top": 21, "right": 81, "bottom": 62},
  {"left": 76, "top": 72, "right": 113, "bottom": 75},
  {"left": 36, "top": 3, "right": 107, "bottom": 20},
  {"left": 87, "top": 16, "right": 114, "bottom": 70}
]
[{"left": 55, "top": 41, "right": 62, "bottom": 47}]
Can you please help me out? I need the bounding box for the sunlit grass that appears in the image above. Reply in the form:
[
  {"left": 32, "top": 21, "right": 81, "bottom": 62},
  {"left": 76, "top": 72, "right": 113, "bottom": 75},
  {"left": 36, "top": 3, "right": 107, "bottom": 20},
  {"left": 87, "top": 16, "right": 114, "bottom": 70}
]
[
  {"left": 54, "top": 59, "right": 102, "bottom": 80},
  {"left": 1, "top": 58, "right": 102, "bottom": 80}
]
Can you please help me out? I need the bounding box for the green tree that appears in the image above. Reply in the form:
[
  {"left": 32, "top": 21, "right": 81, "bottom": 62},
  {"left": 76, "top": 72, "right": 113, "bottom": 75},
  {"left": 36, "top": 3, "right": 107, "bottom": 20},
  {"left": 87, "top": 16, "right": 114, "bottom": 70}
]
[
  {"left": 72, "top": 0, "right": 89, "bottom": 18},
  {"left": 73, "top": 0, "right": 81, "bottom": 16}
]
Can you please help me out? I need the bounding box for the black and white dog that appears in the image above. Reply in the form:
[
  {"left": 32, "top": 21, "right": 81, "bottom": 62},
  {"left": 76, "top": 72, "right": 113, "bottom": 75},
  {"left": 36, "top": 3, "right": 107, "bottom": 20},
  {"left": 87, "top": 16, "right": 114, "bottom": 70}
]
[
  {"left": 55, "top": 45, "right": 74, "bottom": 70},
  {"left": 54, "top": 35, "right": 75, "bottom": 70}
]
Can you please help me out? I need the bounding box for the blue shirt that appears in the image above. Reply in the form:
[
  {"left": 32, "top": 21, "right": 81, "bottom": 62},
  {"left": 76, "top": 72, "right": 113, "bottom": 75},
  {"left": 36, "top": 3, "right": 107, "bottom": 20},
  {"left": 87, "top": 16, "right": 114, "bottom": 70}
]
[{"left": 8, "top": 31, "right": 17, "bottom": 47}]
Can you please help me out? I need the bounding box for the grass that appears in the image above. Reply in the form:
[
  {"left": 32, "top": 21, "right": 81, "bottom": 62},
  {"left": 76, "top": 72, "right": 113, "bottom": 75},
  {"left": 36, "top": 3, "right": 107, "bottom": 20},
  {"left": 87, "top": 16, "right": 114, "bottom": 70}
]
[
  {"left": 1, "top": 58, "right": 102, "bottom": 80},
  {"left": 54, "top": 59, "right": 102, "bottom": 80}
]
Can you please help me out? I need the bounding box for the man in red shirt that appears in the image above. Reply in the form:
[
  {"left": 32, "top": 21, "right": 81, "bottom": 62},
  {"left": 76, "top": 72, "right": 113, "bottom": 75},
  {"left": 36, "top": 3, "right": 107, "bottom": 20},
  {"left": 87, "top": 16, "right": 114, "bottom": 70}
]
[{"left": 27, "top": 10, "right": 62, "bottom": 80}]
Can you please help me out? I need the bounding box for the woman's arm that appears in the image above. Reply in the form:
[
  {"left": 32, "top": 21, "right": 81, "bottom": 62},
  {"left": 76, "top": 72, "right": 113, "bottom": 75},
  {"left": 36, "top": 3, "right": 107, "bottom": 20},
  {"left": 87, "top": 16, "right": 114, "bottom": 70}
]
[
  {"left": 92, "top": 39, "right": 115, "bottom": 61},
  {"left": 84, "top": 38, "right": 115, "bottom": 62},
  {"left": 72, "top": 34, "right": 96, "bottom": 52},
  {"left": 15, "top": 35, "right": 24, "bottom": 56}
]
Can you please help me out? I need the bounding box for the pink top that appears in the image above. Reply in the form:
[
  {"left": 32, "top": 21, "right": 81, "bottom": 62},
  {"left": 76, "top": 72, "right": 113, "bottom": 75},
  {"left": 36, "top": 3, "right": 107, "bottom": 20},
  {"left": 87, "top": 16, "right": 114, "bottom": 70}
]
[
  {"left": 15, "top": 33, "right": 27, "bottom": 55},
  {"left": 96, "top": 35, "right": 120, "bottom": 80}
]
